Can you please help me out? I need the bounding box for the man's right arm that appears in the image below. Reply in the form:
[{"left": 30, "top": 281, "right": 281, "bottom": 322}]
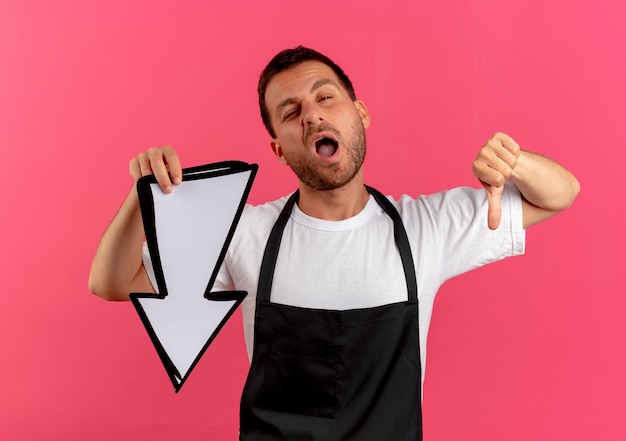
[{"left": 88, "top": 146, "right": 182, "bottom": 301}]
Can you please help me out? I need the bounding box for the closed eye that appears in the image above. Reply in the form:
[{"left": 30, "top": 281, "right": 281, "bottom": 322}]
[{"left": 282, "top": 108, "right": 300, "bottom": 122}]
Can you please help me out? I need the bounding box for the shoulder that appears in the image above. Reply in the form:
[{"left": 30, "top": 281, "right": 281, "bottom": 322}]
[
  {"left": 386, "top": 184, "right": 524, "bottom": 253},
  {"left": 230, "top": 193, "right": 293, "bottom": 247},
  {"left": 385, "top": 184, "right": 525, "bottom": 284},
  {"left": 390, "top": 184, "right": 521, "bottom": 221},
  {"left": 239, "top": 193, "right": 292, "bottom": 224}
]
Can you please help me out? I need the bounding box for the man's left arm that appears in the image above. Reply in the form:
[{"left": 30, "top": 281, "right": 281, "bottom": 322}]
[{"left": 472, "top": 132, "right": 581, "bottom": 229}]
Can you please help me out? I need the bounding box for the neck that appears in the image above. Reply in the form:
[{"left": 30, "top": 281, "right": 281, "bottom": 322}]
[{"left": 296, "top": 172, "right": 370, "bottom": 221}]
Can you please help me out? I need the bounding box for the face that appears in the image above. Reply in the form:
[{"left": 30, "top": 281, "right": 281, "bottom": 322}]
[{"left": 264, "top": 61, "right": 371, "bottom": 191}]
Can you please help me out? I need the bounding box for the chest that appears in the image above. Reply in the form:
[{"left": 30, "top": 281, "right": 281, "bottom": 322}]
[{"left": 269, "top": 221, "right": 408, "bottom": 309}]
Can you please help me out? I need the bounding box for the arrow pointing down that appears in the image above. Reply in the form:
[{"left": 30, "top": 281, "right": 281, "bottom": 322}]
[{"left": 130, "top": 162, "right": 257, "bottom": 392}]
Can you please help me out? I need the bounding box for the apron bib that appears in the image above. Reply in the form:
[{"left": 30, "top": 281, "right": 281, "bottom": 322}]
[{"left": 240, "top": 186, "right": 422, "bottom": 441}]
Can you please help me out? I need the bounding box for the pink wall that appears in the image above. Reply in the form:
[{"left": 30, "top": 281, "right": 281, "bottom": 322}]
[{"left": 2, "top": 0, "right": 624, "bottom": 439}]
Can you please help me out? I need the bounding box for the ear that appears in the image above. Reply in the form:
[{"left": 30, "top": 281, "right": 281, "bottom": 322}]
[
  {"left": 354, "top": 99, "right": 371, "bottom": 129},
  {"left": 271, "top": 140, "right": 288, "bottom": 165}
]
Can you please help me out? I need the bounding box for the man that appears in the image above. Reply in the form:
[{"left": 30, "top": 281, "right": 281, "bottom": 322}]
[{"left": 89, "top": 46, "right": 580, "bottom": 440}]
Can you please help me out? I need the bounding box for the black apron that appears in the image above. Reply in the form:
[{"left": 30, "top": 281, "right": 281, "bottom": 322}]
[{"left": 240, "top": 186, "right": 422, "bottom": 441}]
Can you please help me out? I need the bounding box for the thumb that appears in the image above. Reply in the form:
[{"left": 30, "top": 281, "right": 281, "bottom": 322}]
[{"left": 482, "top": 183, "right": 504, "bottom": 230}]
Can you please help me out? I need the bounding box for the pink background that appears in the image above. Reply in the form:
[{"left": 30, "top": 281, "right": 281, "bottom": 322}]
[{"left": 2, "top": 0, "right": 624, "bottom": 439}]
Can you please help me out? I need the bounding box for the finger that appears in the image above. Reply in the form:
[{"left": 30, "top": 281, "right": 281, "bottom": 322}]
[
  {"left": 136, "top": 151, "right": 155, "bottom": 180},
  {"left": 473, "top": 158, "right": 507, "bottom": 188},
  {"left": 483, "top": 182, "right": 504, "bottom": 230},
  {"left": 493, "top": 132, "right": 521, "bottom": 157},
  {"left": 161, "top": 146, "right": 182, "bottom": 185},
  {"left": 484, "top": 139, "right": 518, "bottom": 177},
  {"left": 491, "top": 156, "right": 515, "bottom": 181},
  {"left": 147, "top": 147, "right": 174, "bottom": 193}
]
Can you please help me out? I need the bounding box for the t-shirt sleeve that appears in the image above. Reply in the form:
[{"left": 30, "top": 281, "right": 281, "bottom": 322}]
[{"left": 400, "top": 183, "right": 525, "bottom": 287}]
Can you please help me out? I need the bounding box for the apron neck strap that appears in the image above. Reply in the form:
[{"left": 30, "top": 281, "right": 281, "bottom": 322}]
[
  {"left": 366, "top": 186, "right": 418, "bottom": 302},
  {"left": 257, "top": 191, "right": 299, "bottom": 302}
]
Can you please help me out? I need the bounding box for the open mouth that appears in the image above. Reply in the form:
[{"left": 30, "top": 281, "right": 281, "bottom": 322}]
[{"left": 315, "top": 137, "right": 339, "bottom": 158}]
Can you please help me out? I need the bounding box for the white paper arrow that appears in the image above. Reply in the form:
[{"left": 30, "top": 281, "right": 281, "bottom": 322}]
[{"left": 131, "top": 161, "right": 257, "bottom": 391}]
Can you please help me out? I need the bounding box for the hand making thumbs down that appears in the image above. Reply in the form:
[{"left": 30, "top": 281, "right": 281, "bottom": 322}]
[{"left": 472, "top": 132, "right": 521, "bottom": 230}]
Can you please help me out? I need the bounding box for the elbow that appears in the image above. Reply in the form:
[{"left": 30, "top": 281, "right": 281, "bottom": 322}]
[
  {"left": 546, "top": 172, "right": 581, "bottom": 213},
  {"left": 87, "top": 276, "right": 112, "bottom": 301},
  {"left": 88, "top": 276, "right": 105, "bottom": 300},
  {"left": 88, "top": 271, "right": 128, "bottom": 302},
  {"left": 563, "top": 174, "right": 581, "bottom": 210},
  {"left": 572, "top": 174, "right": 581, "bottom": 199}
]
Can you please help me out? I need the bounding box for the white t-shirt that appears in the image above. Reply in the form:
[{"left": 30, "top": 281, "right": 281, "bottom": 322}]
[{"left": 144, "top": 184, "right": 525, "bottom": 375}]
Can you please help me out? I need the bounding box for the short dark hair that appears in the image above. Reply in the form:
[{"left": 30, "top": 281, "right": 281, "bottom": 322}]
[{"left": 258, "top": 46, "right": 357, "bottom": 138}]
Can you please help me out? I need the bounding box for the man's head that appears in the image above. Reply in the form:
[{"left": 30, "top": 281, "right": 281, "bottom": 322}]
[
  {"left": 258, "top": 46, "right": 357, "bottom": 138},
  {"left": 258, "top": 47, "right": 370, "bottom": 192}
]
